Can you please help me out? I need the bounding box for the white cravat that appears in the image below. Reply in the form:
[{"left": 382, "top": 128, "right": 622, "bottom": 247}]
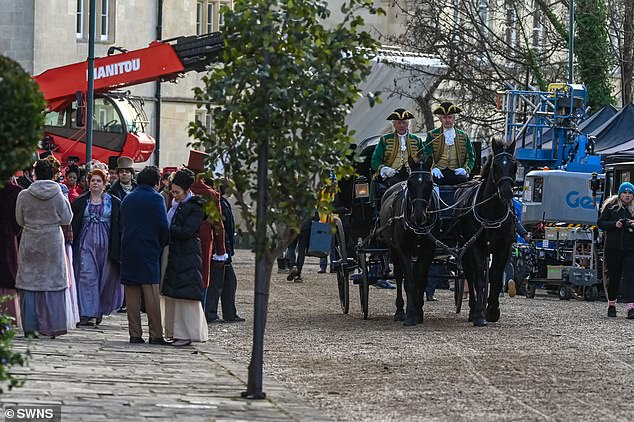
[
  {"left": 444, "top": 128, "right": 456, "bottom": 146},
  {"left": 399, "top": 133, "right": 407, "bottom": 151}
]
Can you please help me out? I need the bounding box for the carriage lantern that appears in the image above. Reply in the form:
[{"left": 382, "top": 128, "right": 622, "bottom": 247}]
[{"left": 354, "top": 175, "right": 370, "bottom": 199}]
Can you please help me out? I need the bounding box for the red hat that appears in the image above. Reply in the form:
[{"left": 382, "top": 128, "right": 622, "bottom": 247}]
[{"left": 187, "top": 150, "right": 209, "bottom": 173}]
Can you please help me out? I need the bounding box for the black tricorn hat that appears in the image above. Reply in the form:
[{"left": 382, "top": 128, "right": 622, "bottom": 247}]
[
  {"left": 433, "top": 101, "right": 462, "bottom": 115},
  {"left": 386, "top": 108, "right": 415, "bottom": 121}
]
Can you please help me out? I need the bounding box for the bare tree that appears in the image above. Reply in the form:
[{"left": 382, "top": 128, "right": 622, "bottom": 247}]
[
  {"left": 380, "top": 0, "right": 571, "bottom": 140},
  {"left": 607, "top": 0, "right": 633, "bottom": 104}
]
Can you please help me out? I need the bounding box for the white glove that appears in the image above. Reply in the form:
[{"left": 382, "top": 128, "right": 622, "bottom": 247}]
[
  {"left": 212, "top": 253, "right": 229, "bottom": 262},
  {"left": 432, "top": 168, "right": 444, "bottom": 179},
  {"left": 380, "top": 167, "right": 396, "bottom": 179},
  {"left": 454, "top": 168, "right": 467, "bottom": 176}
]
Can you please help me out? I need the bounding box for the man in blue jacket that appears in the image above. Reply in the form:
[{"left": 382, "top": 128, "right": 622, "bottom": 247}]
[{"left": 120, "top": 166, "right": 170, "bottom": 344}]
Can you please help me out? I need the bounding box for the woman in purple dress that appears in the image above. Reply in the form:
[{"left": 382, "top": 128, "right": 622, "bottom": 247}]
[{"left": 71, "top": 168, "right": 123, "bottom": 327}]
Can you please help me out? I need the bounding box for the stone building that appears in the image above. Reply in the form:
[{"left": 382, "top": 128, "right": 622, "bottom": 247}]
[
  {"left": 0, "top": 0, "right": 417, "bottom": 169},
  {"left": 0, "top": 0, "right": 232, "bottom": 169}
]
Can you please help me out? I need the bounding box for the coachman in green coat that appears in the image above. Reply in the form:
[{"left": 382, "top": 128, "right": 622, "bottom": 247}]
[
  {"left": 371, "top": 109, "right": 431, "bottom": 192},
  {"left": 426, "top": 101, "right": 475, "bottom": 185}
]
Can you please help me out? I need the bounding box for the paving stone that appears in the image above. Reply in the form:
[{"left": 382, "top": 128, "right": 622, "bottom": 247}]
[{"left": 4, "top": 312, "right": 332, "bottom": 421}]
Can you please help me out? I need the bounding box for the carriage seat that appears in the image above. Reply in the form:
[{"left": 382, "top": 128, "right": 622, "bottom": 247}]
[{"left": 437, "top": 185, "right": 456, "bottom": 220}]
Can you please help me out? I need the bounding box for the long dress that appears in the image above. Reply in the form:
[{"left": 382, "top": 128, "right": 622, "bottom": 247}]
[
  {"left": 15, "top": 180, "right": 72, "bottom": 337},
  {"left": 59, "top": 182, "right": 80, "bottom": 330},
  {"left": 75, "top": 200, "right": 123, "bottom": 318},
  {"left": 0, "top": 182, "right": 23, "bottom": 329},
  {"left": 64, "top": 243, "right": 80, "bottom": 329},
  {"left": 161, "top": 194, "right": 208, "bottom": 343}
]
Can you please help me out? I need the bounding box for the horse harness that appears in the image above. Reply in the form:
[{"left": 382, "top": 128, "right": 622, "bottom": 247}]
[{"left": 377, "top": 170, "right": 439, "bottom": 237}]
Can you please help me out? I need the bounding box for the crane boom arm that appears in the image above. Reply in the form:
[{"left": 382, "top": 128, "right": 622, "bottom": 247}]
[{"left": 34, "top": 32, "right": 223, "bottom": 111}]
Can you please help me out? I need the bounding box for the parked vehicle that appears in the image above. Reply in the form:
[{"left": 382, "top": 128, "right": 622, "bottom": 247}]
[{"left": 34, "top": 33, "right": 223, "bottom": 165}]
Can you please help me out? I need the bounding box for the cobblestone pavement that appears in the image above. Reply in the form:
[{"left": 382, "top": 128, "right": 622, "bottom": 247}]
[{"left": 1, "top": 276, "right": 332, "bottom": 421}]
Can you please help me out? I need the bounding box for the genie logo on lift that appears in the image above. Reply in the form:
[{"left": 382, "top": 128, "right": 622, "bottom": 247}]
[
  {"left": 90, "top": 58, "right": 141, "bottom": 80},
  {"left": 566, "top": 191, "right": 594, "bottom": 209}
]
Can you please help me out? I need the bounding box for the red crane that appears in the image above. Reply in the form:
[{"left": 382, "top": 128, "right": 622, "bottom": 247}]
[{"left": 34, "top": 33, "right": 222, "bottom": 165}]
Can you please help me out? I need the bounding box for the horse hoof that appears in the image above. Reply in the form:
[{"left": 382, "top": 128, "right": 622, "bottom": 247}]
[
  {"left": 486, "top": 308, "right": 500, "bottom": 322},
  {"left": 403, "top": 318, "right": 417, "bottom": 327},
  {"left": 473, "top": 318, "right": 487, "bottom": 327},
  {"left": 394, "top": 311, "right": 405, "bottom": 322}
]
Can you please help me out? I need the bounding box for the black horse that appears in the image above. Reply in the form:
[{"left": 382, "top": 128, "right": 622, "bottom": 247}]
[
  {"left": 379, "top": 156, "right": 438, "bottom": 326},
  {"left": 454, "top": 140, "right": 518, "bottom": 326}
]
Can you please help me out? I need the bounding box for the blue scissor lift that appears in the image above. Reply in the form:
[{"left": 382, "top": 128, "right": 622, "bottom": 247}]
[{"left": 501, "top": 83, "right": 602, "bottom": 173}]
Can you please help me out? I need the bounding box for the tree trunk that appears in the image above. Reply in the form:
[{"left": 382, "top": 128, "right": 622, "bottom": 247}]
[
  {"left": 623, "top": 0, "right": 634, "bottom": 105},
  {"left": 243, "top": 136, "right": 271, "bottom": 399},
  {"left": 415, "top": 78, "right": 443, "bottom": 132}
]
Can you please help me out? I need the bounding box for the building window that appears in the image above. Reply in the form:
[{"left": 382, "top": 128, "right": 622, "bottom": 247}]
[
  {"left": 195, "top": 110, "right": 213, "bottom": 133},
  {"left": 100, "top": 0, "right": 110, "bottom": 41},
  {"left": 76, "top": 0, "right": 84, "bottom": 38},
  {"left": 196, "top": 0, "right": 232, "bottom": 34},
  {"left": 76, "top": 0, "right": 115, "bottom": 42}
]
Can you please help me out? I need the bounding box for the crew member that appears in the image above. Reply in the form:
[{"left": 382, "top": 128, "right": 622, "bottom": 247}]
[{"left": 598, "top": 182, "right": 634, "bottom": 319}]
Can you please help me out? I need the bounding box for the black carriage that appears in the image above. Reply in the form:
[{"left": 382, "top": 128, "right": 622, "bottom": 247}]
[{"left": 332, "top": 137, "right": 471, "bottom": 319}]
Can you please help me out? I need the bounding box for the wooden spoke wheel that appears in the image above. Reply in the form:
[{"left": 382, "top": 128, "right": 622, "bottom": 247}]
[
  {"left": 334, "top": 218, "right": 349, "bottom": 314},
  {"left": 454, "top": 277, "right": 465, "bottom": 314},
  {"left": 358, "top": 252, "right": 370, "bottom": 320}
]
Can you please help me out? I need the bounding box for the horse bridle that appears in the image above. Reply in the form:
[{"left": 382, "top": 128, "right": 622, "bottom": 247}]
[
  {"left": 473, "top": 150, "right": 516, "bottom": 228},
  {"left": 402, "top": 170, "right": 438, "bottom": 235},
  {"left": 408, "top": 170, "right": 431, "bottom": 207},
  {"left": 492, "top": 151, "right": 516, "bottom": 197}
]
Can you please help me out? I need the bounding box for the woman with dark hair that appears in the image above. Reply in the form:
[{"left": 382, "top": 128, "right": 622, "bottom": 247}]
[
  {"left": 71, "top": 168, "right": 123, "bottom": 327},
  {"left": 161, "top": 168, "right": 208, "bottom": 346},
  {"left": 0, "top": 178, "right": 23, "bottom": 328},
  {"left": 43, "top": 155, "right": 80, "bottom": 329},
  {"left": 64, "top": 164, "right": 83, "bottom": 203},
  {"left": 15, "top": 159, "right": 73, "bottom": 338}
]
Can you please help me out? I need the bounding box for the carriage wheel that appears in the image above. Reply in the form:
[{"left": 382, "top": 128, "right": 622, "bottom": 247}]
[
  {"left": 334, "top": 218, "right": 349, "bottom": 314},
  {"left": 454, "top": 277, "right": 465, "bottom": 314},
  {"left": 358, "top": 252, "right": 370, "bottom": 320}
]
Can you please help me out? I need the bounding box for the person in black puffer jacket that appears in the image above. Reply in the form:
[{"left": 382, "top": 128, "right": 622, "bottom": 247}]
[
  {"left": 161, "top": 168, "right": 208, "bottom": 346},
  {"left": 598, "top": 182, "right": 634, "bottom": 319}
]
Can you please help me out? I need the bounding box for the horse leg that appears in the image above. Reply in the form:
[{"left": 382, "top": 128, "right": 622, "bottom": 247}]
[
  {"left": 401, "top": 255, "right": 418, "bottom": 327},
  {"left": 464, "top": 247, "right": 487, "bottom": 327},
  {"left": 392, "top": 249, "right": 405, "bottom": 321},
  {"left": 463, "top": 256, "right": 477, "bottom": 323},
  {"left": 417, "top": 251, "right": 434, "bottom": 325},
  {"left": 486, "top": 241, "right": 512, "bottom": 322},
  {"left": 413, "top": 259, "right": 424, "bottom": 325}
]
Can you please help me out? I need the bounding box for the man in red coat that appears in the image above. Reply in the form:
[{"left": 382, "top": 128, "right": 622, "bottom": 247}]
[{"left": 186, "top": 150, "right": 226, "bottom": 293}]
